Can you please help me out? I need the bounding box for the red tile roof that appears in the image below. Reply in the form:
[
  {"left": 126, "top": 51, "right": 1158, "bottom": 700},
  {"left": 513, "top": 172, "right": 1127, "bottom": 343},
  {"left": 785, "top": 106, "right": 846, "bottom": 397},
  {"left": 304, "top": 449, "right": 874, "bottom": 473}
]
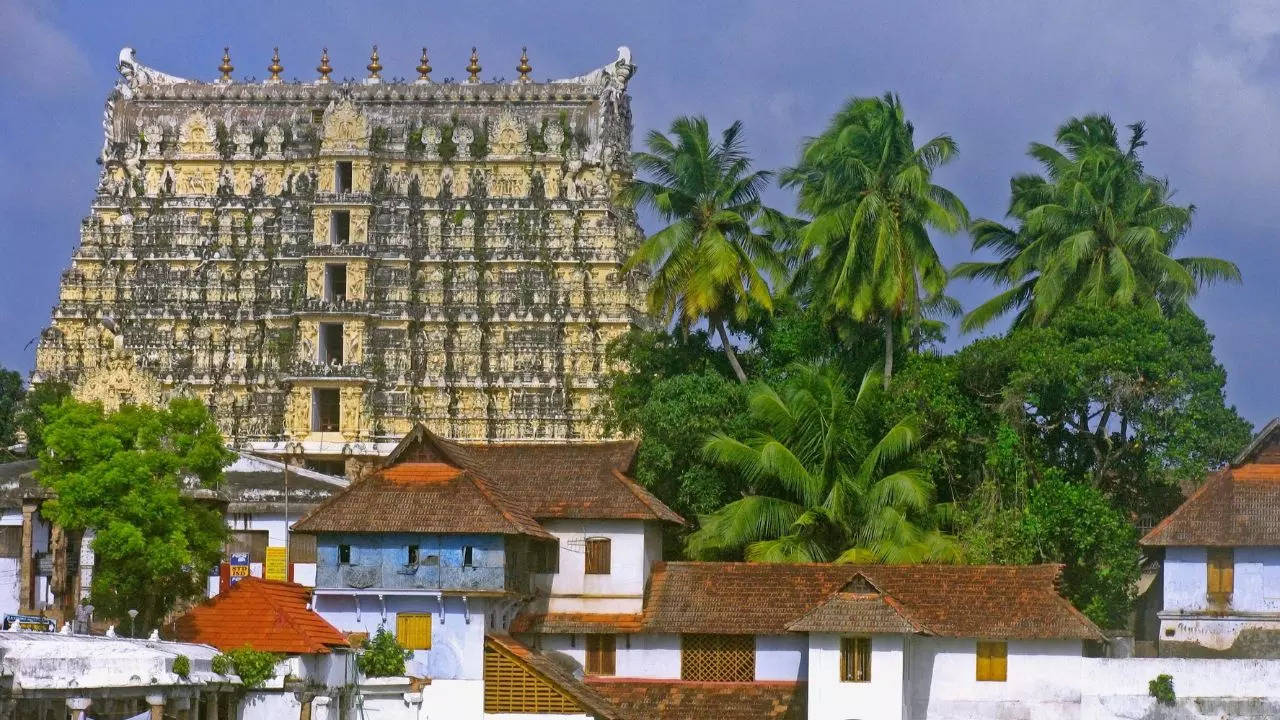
[
  {"left": 381, "top": 425, "right": 683, "bottom": 523},
  {"left": 509, "top": 613, "right": 645, "bottom": 634},
  {"left": 485, "top": 632, "right": 624, "bottom": 719},
  {"left": 1142, "top": 463, "right": 1280, "bottom": 547},
  {"left": 786, "top": 590, "right": 918, "bottom": 634},
  {"left": 173, "top": 577, "right": 348, "bottom": 654},
  {"left": 587, "top": 680, "right": 806, "bottom": 720},
  {"left": 290, "top": 462, "right": 552, "bottom": 539},
  {"left": 642, "top": 562, "right": 1102, "bottom": 641}
]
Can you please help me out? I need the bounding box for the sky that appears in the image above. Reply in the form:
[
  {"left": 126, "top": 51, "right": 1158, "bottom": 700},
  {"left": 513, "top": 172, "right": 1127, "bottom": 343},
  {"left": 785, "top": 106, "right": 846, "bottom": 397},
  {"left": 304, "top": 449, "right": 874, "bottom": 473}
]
[{"left": 0, "top": 0, "right": 1276, "bottom": 427}]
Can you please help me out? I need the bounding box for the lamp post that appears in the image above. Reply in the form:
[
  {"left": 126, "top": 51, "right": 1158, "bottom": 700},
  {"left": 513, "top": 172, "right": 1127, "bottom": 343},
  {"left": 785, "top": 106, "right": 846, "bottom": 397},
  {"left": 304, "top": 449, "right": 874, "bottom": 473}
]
[{"left": 128, "top": 608, "right": 138, "bottom": 638}]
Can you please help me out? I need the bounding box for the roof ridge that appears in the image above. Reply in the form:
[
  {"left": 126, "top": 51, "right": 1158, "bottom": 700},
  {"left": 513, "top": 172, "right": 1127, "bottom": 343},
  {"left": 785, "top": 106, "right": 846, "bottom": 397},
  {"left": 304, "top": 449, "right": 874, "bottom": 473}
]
[
  {"left": 610, "top": 469, "right": 685, "bottom": 524},
  {"left": 291, "top": 472, "right": 380, "bottom": 532},
  {"left": 464, "top": 470, "right": 550, "bottom": 538}
]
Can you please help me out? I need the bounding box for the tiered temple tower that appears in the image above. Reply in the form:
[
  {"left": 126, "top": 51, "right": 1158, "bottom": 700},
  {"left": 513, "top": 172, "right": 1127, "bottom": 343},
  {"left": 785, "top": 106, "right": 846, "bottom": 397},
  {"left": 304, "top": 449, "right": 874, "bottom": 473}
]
[{"left": 35, "top": 46, "right": 648, "bottom": 471}]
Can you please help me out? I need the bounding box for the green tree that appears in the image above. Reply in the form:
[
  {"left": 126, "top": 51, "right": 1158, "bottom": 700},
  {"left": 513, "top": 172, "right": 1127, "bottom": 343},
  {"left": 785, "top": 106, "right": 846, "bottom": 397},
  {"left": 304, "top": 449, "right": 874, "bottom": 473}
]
[
  {"left": 0, "top": 369, "right": 21, "bottom": 450},
  {"left": 624, "top": 116, "right": 784, "bottom": 382},
  {"left": 783, "top": 93, "right": 969, "bottom": 387},
  {"left": 15, "top": 380, "right": 70, "bottom": 457},
  {"left": 358, "top": 626, "right": 412, "bottom": 678},
  {"left": 37, "top": 397, "right": 232, "bottom": 630},
  {"left": 957, "top": 114, "right": 1240, "bottom": 331},
  {"left": 1022, "top": 476, "right": 1140, "bottom": 628},
  {"left": 688, "top": 362, "right": 960, "bottom": 563}
]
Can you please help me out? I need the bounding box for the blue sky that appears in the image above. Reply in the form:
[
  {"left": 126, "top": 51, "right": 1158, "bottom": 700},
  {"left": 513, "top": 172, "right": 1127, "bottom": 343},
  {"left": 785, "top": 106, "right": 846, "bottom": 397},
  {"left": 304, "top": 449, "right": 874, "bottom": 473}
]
[{"left": 1, "top": 1, "right": 1276, "bottom": 427}]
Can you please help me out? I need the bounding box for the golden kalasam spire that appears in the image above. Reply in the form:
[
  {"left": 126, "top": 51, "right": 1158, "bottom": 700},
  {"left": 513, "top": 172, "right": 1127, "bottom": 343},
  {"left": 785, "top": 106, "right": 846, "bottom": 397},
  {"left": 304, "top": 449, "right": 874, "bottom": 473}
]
[
  {"left": 416, "top": 47, "right": 433, "bottom": 83},
  {"left": 316, "top": 47, "right": 333, "bottom": 83},
  {"left": 466, "top": 47, "right": 481, "bottom": 83},
  {"left": 516, "top": 46, "right": 532, "bottom": 83},
  {"left": 367, "top": 45, "right": 382, "bottom": 80},
  {"left": 217, "top": 47, "right": 234, "bottom": 83},
  {"left": 267, "top": 47, "right": 283, "bottom": 83}
]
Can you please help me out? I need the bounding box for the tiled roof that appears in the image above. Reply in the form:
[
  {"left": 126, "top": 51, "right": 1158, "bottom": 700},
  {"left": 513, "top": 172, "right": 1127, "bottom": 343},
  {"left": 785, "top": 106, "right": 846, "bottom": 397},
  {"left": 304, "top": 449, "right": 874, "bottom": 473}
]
[
  {"left": 485, "top": 632, "right": 625, "bottom": 720},
  {"left": 290, "top": 462, "right": 552, "bottom": 539},
  {"left": 1142, "top": 463, "right": 1280, "bottom": 547},
  {"left": 381, "top": 425, "right": 683, "bottom": 523},
  {"left": 173, "top": 577, "right": 348, "bottom": 654},
  {"left": 643, "top": 562, "right": 1102, "bottom": 641},
  {"left": 509, "top": 613, "right": 644, "bottom": 634},
  {"left": 587, "top": 680, "right": 806, "bottom": 720},
  {"left": 785, "top": 590, "right": 918, "bottom": 634}
]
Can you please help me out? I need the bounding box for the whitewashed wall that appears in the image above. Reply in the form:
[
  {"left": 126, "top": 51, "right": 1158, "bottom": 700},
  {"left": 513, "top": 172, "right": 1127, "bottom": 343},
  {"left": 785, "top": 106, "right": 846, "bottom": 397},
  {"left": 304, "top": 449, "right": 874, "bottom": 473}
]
[
  {"left": 904, "top": 637, "right": 1083, "bottom": 720},
  {"left": 757, "top": 634, "right": 806, "bottom": 681},
  {"left": 808, "top": 633, "right": 905, "bottom": 720},
  {"left": 530, "top": 632, "right": 681, "bottom": 679},
  {"left": 1082, "top": 657, "right": 1280, "bottom": 719},
  {"left": 1160, "top": 546, "right": 1280, "bottom": 612},
  {"left": 533, "top": 519, "right": 654, "bottom": 614}
]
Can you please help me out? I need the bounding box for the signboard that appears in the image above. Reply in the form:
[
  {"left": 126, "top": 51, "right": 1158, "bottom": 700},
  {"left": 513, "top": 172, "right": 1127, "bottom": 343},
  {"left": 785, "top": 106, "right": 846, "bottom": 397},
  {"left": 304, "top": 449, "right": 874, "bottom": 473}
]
[
  {"left": 229, "top": 552, "right": 250, "bottom": 586},
  {"left": 3, "top": 614, "right": 55, "bottom": 632},
  {"left": 264, "top": 546, "right": 288, "bottom": 582}
]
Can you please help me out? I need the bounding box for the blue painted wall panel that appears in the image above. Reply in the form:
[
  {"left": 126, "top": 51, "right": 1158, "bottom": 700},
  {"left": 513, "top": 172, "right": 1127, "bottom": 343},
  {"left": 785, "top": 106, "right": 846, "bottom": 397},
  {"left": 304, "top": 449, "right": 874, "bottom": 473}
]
[{"left": 313, "top": 533, "right": 507, "bottom": 591}]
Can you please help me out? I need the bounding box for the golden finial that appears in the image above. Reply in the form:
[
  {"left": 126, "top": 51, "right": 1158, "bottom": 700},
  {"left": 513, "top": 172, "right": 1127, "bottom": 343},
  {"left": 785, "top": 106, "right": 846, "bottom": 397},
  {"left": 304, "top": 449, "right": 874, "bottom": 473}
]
[
  {"left": 366, "top": 45, "right": 382, "bottom": 80},
  {"left": 466, "top": 46, "right": 482, "bottom": 83},
  {"left": 316, "top": 47, "right": 332, "bottom": 83},
  {"left": 415, "top": 47, "right": 433, "bottom": 83},
  {"left": 516, "top": 46, "right": 532, "bottom": 83},
  {"left": 267, "top": 47, "right": 283, "bottom": 83},
  {"left": 218, "top": 47, "right": 234, "bottom": 83}
]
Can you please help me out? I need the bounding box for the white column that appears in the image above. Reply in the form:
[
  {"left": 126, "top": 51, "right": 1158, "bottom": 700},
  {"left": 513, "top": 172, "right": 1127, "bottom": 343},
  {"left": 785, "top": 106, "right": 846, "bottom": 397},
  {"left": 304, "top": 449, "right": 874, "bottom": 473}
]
[
  {"left": 146, "top": 693, "right": 166, "bottom": 720},
  {"left": 311, "top": 695, "right": 331, "bottom": 720},
  {"left": 65, "top": 697, "right": 92, "bottom": 720}
]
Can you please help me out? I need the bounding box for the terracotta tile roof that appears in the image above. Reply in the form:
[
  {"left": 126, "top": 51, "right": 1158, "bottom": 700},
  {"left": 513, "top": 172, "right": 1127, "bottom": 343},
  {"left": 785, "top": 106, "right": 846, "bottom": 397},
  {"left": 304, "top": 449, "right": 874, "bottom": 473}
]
[
  {"left": 173, "top": 577, "right": 348, "bottom": 654},
  {"left": 290, "top": 462, "right": 552, "bottom": 539},
  {"left": 785, "top": 590, "right": 918, "bottom": 634},
  {"left": 1142, "top": 463, "right": 1280, "bottom": 547},
  {"left": 509, "top": 613, "right": 644, "bottom": 634},
  {"left": 643, "top": 562, "right": 1103, "bottom": 641},
  {"left": 485, "top": 632, "right": 625, "bottom": 719},
  {"left": 587, "top": 680, "right": 806, "bottom": 720}
]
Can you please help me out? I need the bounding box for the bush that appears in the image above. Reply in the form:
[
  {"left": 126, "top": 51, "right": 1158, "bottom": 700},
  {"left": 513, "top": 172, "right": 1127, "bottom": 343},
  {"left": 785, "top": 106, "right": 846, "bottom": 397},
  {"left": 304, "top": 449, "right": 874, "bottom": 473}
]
[
  {"left": 1149, "top": 673, "right": 1175, "bottom": 705},
  {"left": 213, "top": 646, "right": 281, "bottom": 688},
  {"left": 172, "top": 654, "right": 190, "bottom": 678},
  {"left": 357, "top": 626, "right": 411, "bottom": 678}
]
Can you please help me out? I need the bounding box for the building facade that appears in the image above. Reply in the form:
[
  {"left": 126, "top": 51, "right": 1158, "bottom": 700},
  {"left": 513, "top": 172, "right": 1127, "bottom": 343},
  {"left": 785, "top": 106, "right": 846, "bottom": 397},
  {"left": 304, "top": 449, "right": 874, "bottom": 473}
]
[{"left": 34, "top": 46, "right": 649, "bottom": 470}]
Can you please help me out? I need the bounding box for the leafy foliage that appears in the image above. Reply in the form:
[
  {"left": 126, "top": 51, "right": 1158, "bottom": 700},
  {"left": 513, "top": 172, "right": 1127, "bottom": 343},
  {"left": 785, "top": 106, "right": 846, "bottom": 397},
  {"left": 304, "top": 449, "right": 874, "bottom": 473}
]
[
  {"left": 1149, "top": 673, "right": 1176, "bottom": 705},
  {"left": 358, "top": 626, "right": 412, "bottom": 678},
  {"left": 217, "top": 646, "right": 281, "bottom": 688},
  {"left": 623, "top": 116, "right": 785, "bottom": 381},
  {"left": 688, "top": 362, "right": 960, "bottom": 563},
  {"left": 37, "top": 397, "right": 233, "bottom": 629},
  {"left": 0, "top": 368, "right": 20, "bottom": 450},
  {"left": 1022, "top": 477, "right": 1140, "bottom": 628},
  {"left": 13, "top": 380, "right": 69, "bottom": 457},
  {"left": 957, "top": 114, "right": 1240, "bottom": 330},
  {"left": 783, "top": 93, "right": 968, "bottom": 385},
  {"left": 172, "top": 654, "right": 191, "bottom": 678}
]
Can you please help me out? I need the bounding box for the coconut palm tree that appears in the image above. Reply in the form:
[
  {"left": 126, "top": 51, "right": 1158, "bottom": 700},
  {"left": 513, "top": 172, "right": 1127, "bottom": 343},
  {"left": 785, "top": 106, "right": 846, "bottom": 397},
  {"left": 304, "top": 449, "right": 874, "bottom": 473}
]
[
  {"left": 782, "top": 94, "right": 969, "bottom": 388},
  {"left": 956, "top": 115, "right": 1241, "bottom": 331},
  {"left": 686, "top": 362, "right": 961, "bottom": 564},
  {"left": 623, "top": 116, "right": 783, "bottom": 382}
]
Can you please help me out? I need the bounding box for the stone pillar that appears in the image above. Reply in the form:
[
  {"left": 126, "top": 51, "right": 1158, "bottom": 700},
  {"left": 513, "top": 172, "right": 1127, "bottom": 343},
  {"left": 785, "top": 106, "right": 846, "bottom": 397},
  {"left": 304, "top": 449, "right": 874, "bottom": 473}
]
[
  {"left": 145, "top": 693, "right": 166, "bottom": 720},
  {"left": 311, "top": 696, "right": 331, "bottom": 720},
  {"left": 19, "top": 501, "right": 37, "bottom": 612},
  {"left": 205, "top": 692, "right": 220, "bottom": 720},
  {"left": 65, "top": 697, "right": 92, "bottom": 720},
  {"left": 171, "top": 693, "right": 191, "bottom": 720}
]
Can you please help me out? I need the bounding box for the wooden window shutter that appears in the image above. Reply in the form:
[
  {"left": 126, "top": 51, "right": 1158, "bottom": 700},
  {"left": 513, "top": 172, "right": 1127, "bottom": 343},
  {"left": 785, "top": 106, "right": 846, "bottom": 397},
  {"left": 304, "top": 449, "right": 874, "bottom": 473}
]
[
  {"left": 840, "top": 637, "right": 871, "bottom": 682},
  {"left": 584, "top": 537, "right": 611, "bottom": 575},
  {"left": 0, "top": 526, "right": 21, "bottom": 559},
  {"left": 484, "top": 643, "right": 582, "bottom": 714},
  {"left": 976, "top": 640, "right": 1007, "bottom": 682},
  {"left": 586, "top": 634, "right": 616, "bottom": 676},
  {"left": 1207, "top": 547, "right": 1234, "bottom": 597},
  {"left": 288, "top": 533, "right": 317, "bottom": 564},
  {"left": 396, "top": 613, "right": 432, "bottom": 650}
]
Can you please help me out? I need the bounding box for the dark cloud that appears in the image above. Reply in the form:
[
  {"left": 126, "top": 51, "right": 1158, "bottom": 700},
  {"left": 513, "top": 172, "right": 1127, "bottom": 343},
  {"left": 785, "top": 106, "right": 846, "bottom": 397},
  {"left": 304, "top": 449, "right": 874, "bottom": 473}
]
[{"left": 0, "top": 0, "right": 1274, "bottom": 426}]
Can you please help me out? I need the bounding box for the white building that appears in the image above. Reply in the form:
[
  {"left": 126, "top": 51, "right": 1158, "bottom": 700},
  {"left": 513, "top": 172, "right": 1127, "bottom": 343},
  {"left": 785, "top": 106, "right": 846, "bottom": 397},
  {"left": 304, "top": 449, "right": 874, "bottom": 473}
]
[{"left": 1142, "top": 418, "right": 1280, "bottom": 657}]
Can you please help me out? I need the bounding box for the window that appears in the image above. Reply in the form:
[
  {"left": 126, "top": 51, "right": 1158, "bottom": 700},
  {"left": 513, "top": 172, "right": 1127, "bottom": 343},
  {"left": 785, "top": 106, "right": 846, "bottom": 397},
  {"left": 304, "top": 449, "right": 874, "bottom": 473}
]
[
  {"left": 976, "top": 640, "right": 1007, "bottom": 682},
  {"left": 1208, "top": 547, "right": 1234, "bottom": 600},
  {"left": 312, "top": 388, "right": 340, "bottom": 432},
  {"left": 289, "top": 533, "right": 317, "bottom": 564},
  {"left": 584, "top": 537, "right": 611, "bottom": 575},
  {"left": 680, "top": 634, "right": 755, "bottom": 682},
  {"left": 534, "top": 540, "right": 559, "bottom": 574},
  {"left": 407, "top": 544, "right": 419, "bottom": 565},
  {"left": 585, "top": 634, "right": 616, "bottom": 676},
  {"left": 324, "top": 264, "right": 347, "bottom": 302},
  {"left": 318, "top": 323, "right": 344, "bottom": 365},
  {"left": 305, "top": 459, "right": 347, "bottom": 477},
  {"left": 311, "top": 108, "right": 325, "bottom": 124},
  {"left": 330, "top": 210, "right": 350, "bottom": 244},
  {"left": 462, "top": 545, "right": 475, "bottom": 567},
  {"left": 0, "top": 526, "right": 21, "bottom": 559},
  {"left": 338, "top": 544, "right": 351, "bottom": 564},
  {"left": 226, "top": 530, "right": 269, "bottom": 564},
  {"left": 840, "top": 637, "right": 872, "bottom": 682},
  {"left": 396, "top": 613, "right": 432, "bottom": 650},
  {"left": 335, "top": 161, "right": 353, "bottom": 194}
]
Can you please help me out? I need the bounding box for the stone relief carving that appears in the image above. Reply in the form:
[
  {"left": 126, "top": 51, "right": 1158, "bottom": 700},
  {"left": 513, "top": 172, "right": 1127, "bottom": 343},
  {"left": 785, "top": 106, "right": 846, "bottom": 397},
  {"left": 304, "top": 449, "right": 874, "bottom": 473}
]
[
  {"left": 452, "top": 125, "right": 475, "bottom": 160},
  {"left": 321, "top": 100, "right": 369, "bottom": 153}
]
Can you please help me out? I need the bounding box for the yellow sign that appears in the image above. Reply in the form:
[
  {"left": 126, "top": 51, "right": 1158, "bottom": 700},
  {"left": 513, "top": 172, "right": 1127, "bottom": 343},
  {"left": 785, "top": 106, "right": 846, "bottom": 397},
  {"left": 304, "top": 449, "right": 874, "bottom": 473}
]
[
  {"left": 229, "top": 565, "right": 250, "bottom": 578},
  {"left": 264, "top": 546, "right": 288, "bottom": 581}
]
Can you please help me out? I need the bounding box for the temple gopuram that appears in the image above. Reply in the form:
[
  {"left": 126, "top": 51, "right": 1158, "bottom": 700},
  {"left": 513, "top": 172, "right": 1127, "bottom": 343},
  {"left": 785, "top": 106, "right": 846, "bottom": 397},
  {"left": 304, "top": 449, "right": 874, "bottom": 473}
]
[{"left": 34, "top": 45, "right": 649, "bottom": 472}]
